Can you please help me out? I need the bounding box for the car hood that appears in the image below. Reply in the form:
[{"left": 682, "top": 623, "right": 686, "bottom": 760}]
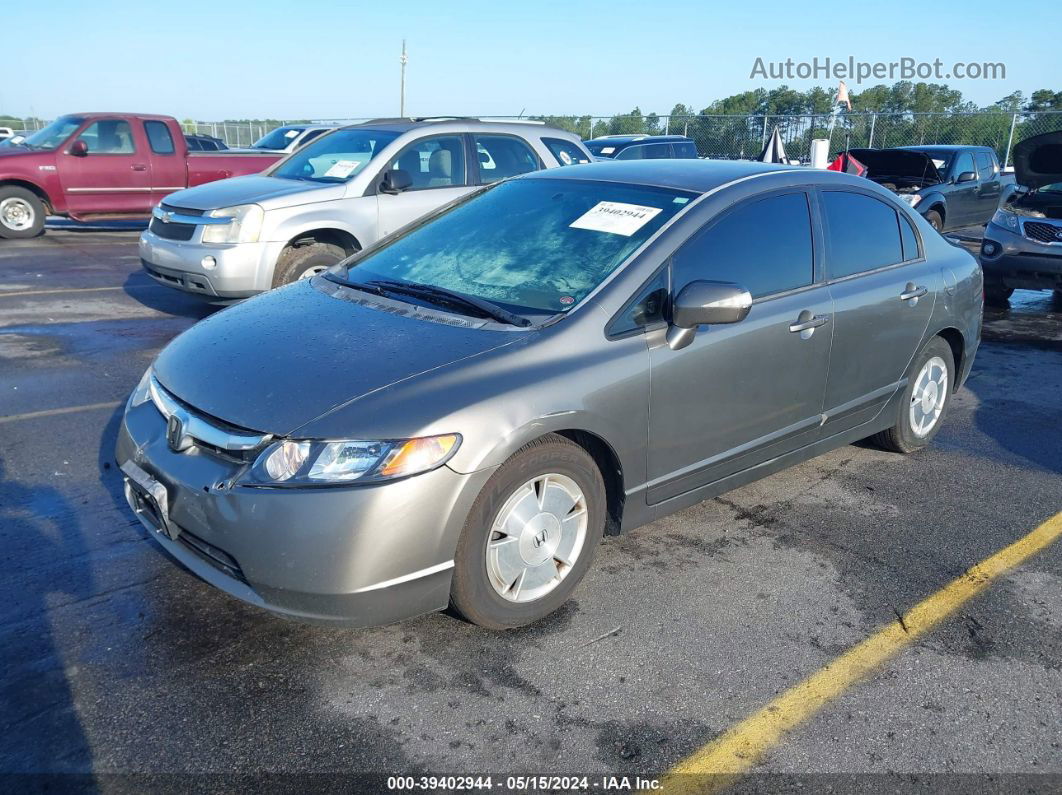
[
  {"left": 0, "top": 144, "right": 33, "bottom": 157},
  {"left": 151, "top": 279, "right": 519, "bottom": 435},
  {"left": 1012, "top": 131, "right": 1062, "bottom": 191},
  {"left": 848, "top": 148, "right": 942, "bottom": 184},
  {"left": 162, "top": 174, "right": 340, "bottom": 211}
]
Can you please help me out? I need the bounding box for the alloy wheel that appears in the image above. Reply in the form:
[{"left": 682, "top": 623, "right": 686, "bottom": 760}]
[{"left": 909, "top": 355, "right": 949, "bottom": 437}]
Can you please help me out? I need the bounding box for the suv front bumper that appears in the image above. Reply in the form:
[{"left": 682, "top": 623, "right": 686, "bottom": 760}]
[
  {"left": 138, "top": 228, "right": 285, "bottom": 298},
  {"left": 981, "top": 221, "right": 1062, "bottom": 291}
]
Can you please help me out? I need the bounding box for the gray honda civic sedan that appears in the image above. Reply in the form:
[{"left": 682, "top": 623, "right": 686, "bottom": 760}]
[{"left": 117, "top": 159, "right": 982, "bottom": 629}]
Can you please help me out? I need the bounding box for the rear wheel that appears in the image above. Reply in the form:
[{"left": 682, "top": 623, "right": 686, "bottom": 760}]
[
  {"left": 272, "top": 241, "right": 348, "bottom": 288},
  {"left": 984, "top": 284, "right": 1014, "bottom": 305},
  {"left": 924, "top": 209, "right": 943, "bottom": 232},
  {"left": 0, "top": 186, "right": 45, "bottom": 239},
  {"left": 870, "top": 337, "right": 953, "bottom": 454},
  {"left": 449, "top": 434, "right": 606, "bottom": 629}
]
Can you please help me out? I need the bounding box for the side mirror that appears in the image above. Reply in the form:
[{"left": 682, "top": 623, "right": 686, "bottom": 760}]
[
  {"left": 666, "top": 280, "right": 752, "bottom": 351},
  {"left": 956, "top": 170, "right": 977, "bottom": 183},
  {"left": 380, "top": 168, "right": 412, "bottom": 194},
  {"left": 69, "top": 139, "right": 89, "bottom": 157}
]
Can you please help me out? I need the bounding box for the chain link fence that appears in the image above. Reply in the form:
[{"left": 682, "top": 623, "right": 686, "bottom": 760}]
[{"left": 7, "top": 111, "right": 1061, "bottom": 167}]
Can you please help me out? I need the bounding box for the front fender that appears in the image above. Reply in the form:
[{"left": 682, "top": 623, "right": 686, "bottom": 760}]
[
  {"left": 265, "top": 198, "right": 376, "bottom": 250},
  {"left": 917, "top": 191, "right": 947, "bottom": 218}
]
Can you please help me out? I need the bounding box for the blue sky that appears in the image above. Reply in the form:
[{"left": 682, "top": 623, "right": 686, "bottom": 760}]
[{"left": 4, "top": 0, "right": 1057, "bottom": 120}]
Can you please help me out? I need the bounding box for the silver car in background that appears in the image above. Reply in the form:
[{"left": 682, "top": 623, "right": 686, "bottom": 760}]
[
  {"left": 118, "top": 159, "right": 981, "bottom": 630},
  {"left": 138, "top": 118, "right": 592, "bottom": 298}
]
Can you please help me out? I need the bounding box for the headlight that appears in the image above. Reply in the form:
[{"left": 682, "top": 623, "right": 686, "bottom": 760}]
[
  {"left": 991, "top": 209, "right": 1019, "bottom": 230},
  {"left": 201, "top": 204, "right": 264, "bottom": 244},
  {"left": 248, "top": 433, "right": 461, "bottom": 486},
  {"left": 898, "top": 194, "right": 922, "bottom": 208},
  {"left": 128, "top": 367, "right": 153, "bottom": 408}
]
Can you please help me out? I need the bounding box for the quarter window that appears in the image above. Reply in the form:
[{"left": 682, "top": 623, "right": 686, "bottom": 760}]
[
  {"left": 822, "top": 191, "right": 904, "bottom": 278},
  {"left": 76, "top": 120, "right": 135, "bottom": 154},
  {"left": 899, "top": 213, "right": 920, "bottom": 261},
  {"left": 389, "top": 135, "right": 466, "bottom": 190},
  {"left": 542, "top": 137, "right": 591, "bottom": 166},
  {"left": 673, "top": 192, "right": 814, "bottom": 298},
  {"left": 474, "top": 135, "right": 539, "bottom": 184},
  {"left": 611, "top": 269, "right": 669, "bottom": 335},
  {"left": 145, "top": 121, "right": 175, "bottom": 155}
]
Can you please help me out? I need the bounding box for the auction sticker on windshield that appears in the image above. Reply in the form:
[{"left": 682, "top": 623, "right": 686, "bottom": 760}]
[
  {"left": 570, "top": 201, "right": 663, "bottom": 236},
  {"left": 324, "top": 160, "right": 361, "bottom": 178}
]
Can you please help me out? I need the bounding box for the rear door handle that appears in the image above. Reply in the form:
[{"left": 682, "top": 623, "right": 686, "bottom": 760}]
[
  {"left": 900, "top": 285, "right": 928, "bottom": 301},
  {"left": 789, "top": 315, "right": 829, "bottom": 333},
  {"left": 131, "top": 163, "right": 148, "bottom": 171}
]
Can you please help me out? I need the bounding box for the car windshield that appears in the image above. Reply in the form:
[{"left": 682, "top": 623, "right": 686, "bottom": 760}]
[
  {"left": 19, "top": 116, "right": 84, "bottom": 151},
  {"left": 585, "top": 141, "right": 620, "bottom": 157},
  {"left": 271, "top": 128, "right": 400, "bottom": 183},
  {"left": 252, "top": 126, "right": 308, "bottom": 150},
  {"left": 335, "top": 178, "right": 695, "bottom": 315}
]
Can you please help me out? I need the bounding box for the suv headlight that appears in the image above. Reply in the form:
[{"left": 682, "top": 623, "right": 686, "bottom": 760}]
[
  {"left": 201, "top": 204, "right": 264, "bottom": 244},
  {"left": 246, "top": 434, "right": 461, "bottom": 486},
  {"left": 991, "top": 209, "right": 1019, "bottom": 230},
  {"left": 898, "top": 194, "right": 922, "bottom": 208}
]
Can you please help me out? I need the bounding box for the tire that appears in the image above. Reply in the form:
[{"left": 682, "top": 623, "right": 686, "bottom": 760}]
[
  {"left": 984, "top": 284, "right": 1014, "bottom": 306},
  {"left": 449, "top": 433, "right": 606, "bottom": 629},
  {"left": 870, "top": 337, "right": 954, "bottom": 454},
  {"left": 271, "top": 241, "right": 347, "bottom": 288},
  {"left": 0, "top": 186, "right": 46, "bottom": 239},
  {"left": 1052, "top": 289, "right": 1062, "bottom": 306},
  {"left": 924, "top": 209, "right": 943, "bottom": 232}
]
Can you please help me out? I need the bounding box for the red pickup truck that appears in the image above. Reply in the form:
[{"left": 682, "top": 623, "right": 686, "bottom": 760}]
[{"left": 0, "top": 113, "right": 282, "bottom": 238}]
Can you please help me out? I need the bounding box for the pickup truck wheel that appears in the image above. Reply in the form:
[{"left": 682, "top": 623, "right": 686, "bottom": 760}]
[
  {"left": 272, "top": 242, "right": 348, "bottom": 288},
  {"left": 0, "top": 187, "right": 45, "bottom": 239},
  {"left": 924, "top": 209, "right": 943, "bottom": 232},
  {"left": 449, "top": 434, "right": 606, "bottom": 629},
  {"left": 870, "top": 337, "right": 953, "bottom": 454}
]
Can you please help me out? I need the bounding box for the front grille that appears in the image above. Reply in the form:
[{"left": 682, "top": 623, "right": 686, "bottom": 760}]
[
  {"left": 149, "top": 217, "right": 196, "bottom": 241},
  {"left": 1023, "top": 220, "right": 1062, "bottom": 244}
]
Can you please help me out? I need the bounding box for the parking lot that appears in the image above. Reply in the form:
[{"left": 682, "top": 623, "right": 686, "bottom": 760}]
[{"left": 1, "top": 224, "right": 1060, "bottom": 788}]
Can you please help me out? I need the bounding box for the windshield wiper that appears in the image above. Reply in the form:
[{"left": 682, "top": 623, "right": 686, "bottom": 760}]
[{"left": 366, "top": 279, "right": 532, "bottom": 327}]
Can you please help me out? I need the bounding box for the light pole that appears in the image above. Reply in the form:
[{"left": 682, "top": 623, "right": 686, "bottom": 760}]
[{"left": 399, "top": 40, "right": 408, "bottom": 117}]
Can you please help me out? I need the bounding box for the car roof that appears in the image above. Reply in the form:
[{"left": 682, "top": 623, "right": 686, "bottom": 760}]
[
  {"left": 340, "top": 117, "right": 582, "bottom": 139},
  {"left": 586, "top": 135, "right": 693, "bottom": 145},
  {"left": 897, "top": 145, "right": 993, "bottom": 152},
  {"left": 68, "top": 112, "right": 174, "bottom": 122},
  {"left": 521, "top": 158, "right": 803, "bottom": 193}
]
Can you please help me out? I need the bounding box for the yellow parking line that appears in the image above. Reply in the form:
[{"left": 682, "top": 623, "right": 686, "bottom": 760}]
[
  {"left": 661, "top": 510, "right": 1062, "bottom": 795},
  {"left": 0, "top": 286, "right": 125, "bottom": 298},
  {"left": 0, "top": 400, "right": 122, "bottom": 424}
]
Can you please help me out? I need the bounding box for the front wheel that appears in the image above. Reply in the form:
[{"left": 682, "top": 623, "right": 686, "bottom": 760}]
[
  {"left": 272, "top": 241, "right": 348, "bottom": 288},
  {"left": 0, "top": 186, "right": 46, "bottom": 239},
  {"left": 924, "top": 209, "right": 943, "bottom": 232},
  {"left": 449, "top": 434, "right": 606, "bottom": 629},
  {"left": 984, "top": 284, "right": 1014, "bottom": 306},
  {"left": 870, "top": 337, "right": 954, "bottom": 454}
]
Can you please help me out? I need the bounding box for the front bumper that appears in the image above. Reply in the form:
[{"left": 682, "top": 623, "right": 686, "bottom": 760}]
[
  {"left": 138, "top": 228, "right": 285, "bottom": 299},
  {"left": 980, "top": 221, "right": 1062, "bottom": 290},
  {"left": 115, "top": 399, "right": 493, "bottom": 626}
]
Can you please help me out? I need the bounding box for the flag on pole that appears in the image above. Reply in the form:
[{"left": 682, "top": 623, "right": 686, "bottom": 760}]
[{"left": 837, "top": 80, "right": 852, "bottom": 111}]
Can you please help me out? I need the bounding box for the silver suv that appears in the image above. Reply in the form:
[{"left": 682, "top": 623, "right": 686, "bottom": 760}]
[{"left": 138, "top": 118, "right": 592, "bottom": 298}]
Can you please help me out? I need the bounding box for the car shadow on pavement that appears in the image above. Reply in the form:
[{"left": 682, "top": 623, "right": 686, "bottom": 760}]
[
  {"left": 0, "top": 454, "right": 97, "bottom": 784},
  {"left": 121, "top": 271, "right": 221, "bottom": 322}
]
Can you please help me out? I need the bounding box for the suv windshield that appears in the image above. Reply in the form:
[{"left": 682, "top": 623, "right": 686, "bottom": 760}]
[
  {"left": 19, "top": 116, "right": 84, "bottom": 151},
  {"left": 253, "top": 126, "right": 307, "bottom": 150},
  {"left": 335, "top": 178, "right": 694, "bottom": 315},
  {"left": 271, "top": 128, "right": 400, "bottom": 183}
]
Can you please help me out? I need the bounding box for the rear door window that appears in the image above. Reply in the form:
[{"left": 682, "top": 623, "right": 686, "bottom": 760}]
[
  {"left": 542, "top": 137, "right": 591, "bottom": 166},
  {"left": 673, "top": 191, "right": 814, "bottom": 298},
  {"left": 673, "top": 141, "right": 698, "bottom": 158},
  {"left": 144, "top": 121, "right": 175, "bottom": 155},
  {"left": 473, "top": 135, "right": 540, "bottom": 184},
  {"left": 821, "top": 191, "right": 904, "bottom": 278}
]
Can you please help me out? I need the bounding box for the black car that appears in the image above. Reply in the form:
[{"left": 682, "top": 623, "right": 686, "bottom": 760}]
[
  {"left": 184, "top": 134, "right": 229, "bottom": 152},
  {"left": 584, "top": 135, "right": 698, "bottom": 160}
]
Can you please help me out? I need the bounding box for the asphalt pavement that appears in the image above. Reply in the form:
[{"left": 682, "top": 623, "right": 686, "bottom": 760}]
[{"left": 1, "top": 225, "right": 1059, "bottom": 792}]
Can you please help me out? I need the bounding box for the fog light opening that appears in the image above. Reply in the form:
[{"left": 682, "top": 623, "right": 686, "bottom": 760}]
[
  {"left": 981, "top": 242, "right": 999, "bottom": 257},
  {"left": 201, "top": 255, "right": 217, "bottom": 270}
]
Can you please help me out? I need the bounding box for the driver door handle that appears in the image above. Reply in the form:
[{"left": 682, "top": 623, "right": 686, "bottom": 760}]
[
  {"left": 789, "top": 315, "right": 829, "bottom": 333},
  {"left": 900, "top": 286, "right": 928, "bottom": 301},
  {"left": 131, "top": 163, "right": 148, "bottom": 171}
]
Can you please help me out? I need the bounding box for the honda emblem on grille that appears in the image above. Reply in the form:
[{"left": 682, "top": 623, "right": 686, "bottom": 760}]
[{"left": 166, "top": 413, "right": 191, "bottom": 452}]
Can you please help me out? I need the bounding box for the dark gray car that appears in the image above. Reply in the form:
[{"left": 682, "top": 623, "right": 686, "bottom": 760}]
[{"left": 116, "top": 159, "right": 982, "bottom": 629}]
